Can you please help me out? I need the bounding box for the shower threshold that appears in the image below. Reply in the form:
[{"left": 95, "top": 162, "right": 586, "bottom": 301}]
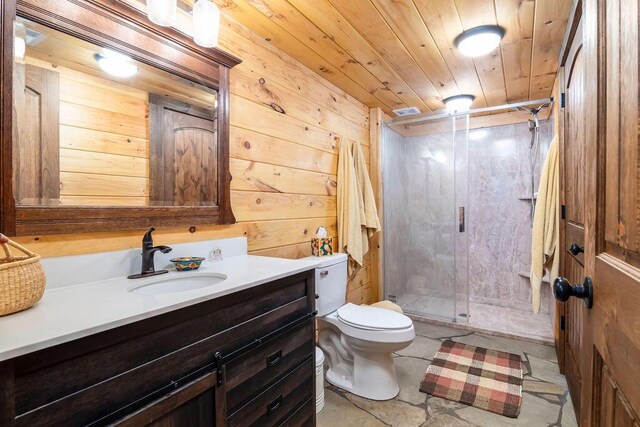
[{"left": 397, "top": 295, "right": 553, "bottom": 344}]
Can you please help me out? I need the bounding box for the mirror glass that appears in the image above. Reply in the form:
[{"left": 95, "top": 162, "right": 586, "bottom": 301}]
[{"left": 12, "top": 17, "right": 219, "bottom": 207}]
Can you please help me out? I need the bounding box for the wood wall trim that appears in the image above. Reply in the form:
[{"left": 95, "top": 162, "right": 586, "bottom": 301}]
[
  {"left": 558, "top": 0, "right": 583, "bottom": 68},
  {"left": 0, "top": 0, "right": 16, "bottom": 236},
  {"left": 218, "top": 66, "right": 235, "bottom": 224},
  {"left": 369, "top": 107, "right": 383, "bottom": 302}
]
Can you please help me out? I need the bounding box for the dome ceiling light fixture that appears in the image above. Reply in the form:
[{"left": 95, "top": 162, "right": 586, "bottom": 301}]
[
  {"left": 443, "top": 94, "right": 475, "bottom": 113},
  {"left": 454, "top": 25, "right": 505, "bottom": 57},
  {"left": 95, "top": 50, "right": 138, "bottom": 78}
]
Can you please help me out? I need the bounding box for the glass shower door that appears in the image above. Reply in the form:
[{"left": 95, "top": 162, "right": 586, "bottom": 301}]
[{"left": 382, "top": 117, "right": 469, "bottom": 323}]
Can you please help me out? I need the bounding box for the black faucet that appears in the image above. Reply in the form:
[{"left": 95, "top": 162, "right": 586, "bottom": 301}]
[{"left": 128, "top": 227, "right": 173, "bottom": 279}]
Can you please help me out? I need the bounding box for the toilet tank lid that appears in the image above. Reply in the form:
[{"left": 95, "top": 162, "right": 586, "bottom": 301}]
[{"left": 302, "top": 253, "right": 348, "bottom": 268}]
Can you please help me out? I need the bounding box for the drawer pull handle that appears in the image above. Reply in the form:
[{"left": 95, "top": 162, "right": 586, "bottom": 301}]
[
  {"left": 320, "top": 270, "right": 329, "bottom": 277},
  {"left": 267, "top": 395, "right": 283, "bottom": 414},
  {"left": 266, "top": 350, "right": 282, "bottom": 367}
]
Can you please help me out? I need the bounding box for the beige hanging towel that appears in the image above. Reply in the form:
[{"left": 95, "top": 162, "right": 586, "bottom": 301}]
[
  {"left": 337, "top": 137, "right": 365, "bottom": 269},
  {"left": 352, "top": 139, "right": 381, "bottom": 259},
  {"left": 530, "top": 136, "right": 560, "bottom": 313}
]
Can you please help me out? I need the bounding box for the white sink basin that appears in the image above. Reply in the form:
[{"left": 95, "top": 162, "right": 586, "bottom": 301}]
[{"left": 128, "top": 273, "right": 227, "bottom": 295}]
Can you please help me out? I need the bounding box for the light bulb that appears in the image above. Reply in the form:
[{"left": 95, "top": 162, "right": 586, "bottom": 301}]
[
  {"left": 193, "top": 0, "right": 221, "bottom": 48},
  {"left": 147, "top": 0, "right": 177, "bottom": 27}
]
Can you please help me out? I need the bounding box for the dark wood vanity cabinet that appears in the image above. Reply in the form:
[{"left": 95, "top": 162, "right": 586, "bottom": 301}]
[{"left": 0, "top": 270, "right": 316, "bottom": 427}]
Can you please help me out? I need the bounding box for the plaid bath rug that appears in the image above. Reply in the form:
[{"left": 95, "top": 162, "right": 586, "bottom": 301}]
[{"left": 419, "top": 340, "right": 524, "bottom": 418}]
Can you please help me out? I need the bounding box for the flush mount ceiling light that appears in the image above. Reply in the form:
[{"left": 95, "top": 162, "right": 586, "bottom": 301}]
[
  {"left": 443, "top": 94, "right": 475, "bottom": 113},
  {"left": 193, "top": 0, "right": 221, "bottom": 48},
  {"left": 147, "top": 0, "right": 177, "bottom": 27},
  {"left": 95, "top": 50, "right": 138, "bottom": 78},
  {"left": 455, "top": 25, "right": 505, "bottom": 57}
]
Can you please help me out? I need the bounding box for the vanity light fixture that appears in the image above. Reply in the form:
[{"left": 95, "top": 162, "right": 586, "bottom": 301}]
[
  {"left": 454, "top": 25, "right": 505, "bottom": 57},
  {"left": 193, "top": 0, "right": 221, "bottom": 48},
  {"left": 444, "top": 94, "right": 475, "bottom": 113},
  {"left": 95, "top": 49, "right": 138, "bottom": 78},
  {"left": 147, "top": 0, "right": 177, "bottom": 27}
]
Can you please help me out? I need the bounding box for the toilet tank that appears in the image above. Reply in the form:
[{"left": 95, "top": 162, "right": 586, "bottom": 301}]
[{"left": 305, "top": 253, "right": 348, "bottom": 316}]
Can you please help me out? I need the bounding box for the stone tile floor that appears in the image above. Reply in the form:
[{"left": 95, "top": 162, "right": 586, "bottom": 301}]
[{"left": 317, "top": 320, "right": 578, "bottom": 427}]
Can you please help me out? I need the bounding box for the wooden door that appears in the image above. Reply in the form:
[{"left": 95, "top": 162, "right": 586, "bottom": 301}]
[
  {"left": 559, "top": 10, "right": 587, "bottom": 418},
  {"left": 149, "top": 94, "right": 218, "bottom": 207},
  {"left": 12, "top": 63, "right": 60, "bottom": 205},
  {"left": 556, "top": 0, "right": 640, "bottom": 425}
]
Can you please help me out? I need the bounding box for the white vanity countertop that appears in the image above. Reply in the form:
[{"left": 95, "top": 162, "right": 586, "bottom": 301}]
[{"left": 0, "top": 254, "right": 321, "bottom": 362}]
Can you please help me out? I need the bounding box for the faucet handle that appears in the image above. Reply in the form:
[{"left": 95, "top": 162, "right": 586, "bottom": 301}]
[{"left": 143, "top": 227, "right": 156, "bottom": 245}]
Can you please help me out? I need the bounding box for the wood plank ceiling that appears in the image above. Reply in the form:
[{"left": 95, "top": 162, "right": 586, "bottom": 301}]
[{"left": 204, "top": 0, "right": 573, "bottom": 116}]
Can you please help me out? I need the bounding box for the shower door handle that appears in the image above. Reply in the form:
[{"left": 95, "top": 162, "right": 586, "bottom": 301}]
[{"left": 458, "top": 207, "right": 465, "bottom": 232}]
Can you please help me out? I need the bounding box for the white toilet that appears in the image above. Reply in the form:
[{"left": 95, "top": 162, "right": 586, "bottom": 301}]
[{"left": 309, "top": 253, "right": 415, "bottom": 401}]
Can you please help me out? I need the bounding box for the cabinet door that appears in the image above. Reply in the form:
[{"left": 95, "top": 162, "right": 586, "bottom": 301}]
[{"left": 112, "top": 372, "right": 216, "bottom": 427}]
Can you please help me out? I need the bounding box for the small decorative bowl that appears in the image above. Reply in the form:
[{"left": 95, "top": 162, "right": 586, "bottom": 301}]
[{"left": 170, "top": 257, "right": 205, "bottom": 271}]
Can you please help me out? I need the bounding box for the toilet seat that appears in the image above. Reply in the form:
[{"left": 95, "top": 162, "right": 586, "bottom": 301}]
[
  {"left": 337, "top": 303, "right": 412, "bottom": 331},
  {"left": 319, "top": 307, "right": 415, "bottom": 345}
]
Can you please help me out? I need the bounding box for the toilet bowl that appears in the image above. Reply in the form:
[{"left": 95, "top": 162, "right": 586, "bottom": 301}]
[{"left": 307, "top": 254, "right": 415, "bottom": 401}]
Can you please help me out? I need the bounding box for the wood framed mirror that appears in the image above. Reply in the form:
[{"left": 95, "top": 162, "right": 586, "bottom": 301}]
[{"left": 0, "top": 0, "right": 241, "bottom": 236}]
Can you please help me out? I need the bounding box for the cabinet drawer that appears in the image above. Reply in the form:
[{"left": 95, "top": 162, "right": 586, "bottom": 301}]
[
  {"left": 227, "top": 358, "right": 314, "bottom": 427},
  {"left": 279, "top": 397, "right": 315, "bottom": 427},
  {"left": 225, "top": 317, "right": 315, "bottom": 413}
]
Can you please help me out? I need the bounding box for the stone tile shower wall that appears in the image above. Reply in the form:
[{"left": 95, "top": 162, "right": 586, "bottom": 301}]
[
  {"left": 383, "top": 120, "right": 553, "bottom": 316},
  {"left": 466, "top": 121, "right": 552, "bottom": 313}
]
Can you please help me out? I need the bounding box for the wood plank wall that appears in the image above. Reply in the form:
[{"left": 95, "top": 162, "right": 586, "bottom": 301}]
[
  {"left": 12, "top": 9, "right": 378, "bottom": 305},
  {"left": 24, "top": 57, "right": 150, "bottom": 206}
]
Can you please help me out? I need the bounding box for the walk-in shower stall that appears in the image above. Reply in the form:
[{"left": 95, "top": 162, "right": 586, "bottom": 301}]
[{"left": 383, "top": 101, "right": 554, "bottom": 341}]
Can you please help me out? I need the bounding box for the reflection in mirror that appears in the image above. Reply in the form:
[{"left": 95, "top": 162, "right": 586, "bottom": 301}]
[{"left": 12, "top": 18, "right": 219, "bottom": 208}]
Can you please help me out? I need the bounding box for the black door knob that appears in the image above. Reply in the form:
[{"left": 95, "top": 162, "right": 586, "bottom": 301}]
[
  {"left": 569, "top": 243, "right": 584, "bottom": 255},
  {"left": 553, "top": 276, "right": 594, "bottom": 309}
]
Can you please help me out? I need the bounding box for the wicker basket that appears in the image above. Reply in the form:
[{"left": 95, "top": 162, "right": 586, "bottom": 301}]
[{"left": 0, "top": 234, "right": 46, "bottom": 316}]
